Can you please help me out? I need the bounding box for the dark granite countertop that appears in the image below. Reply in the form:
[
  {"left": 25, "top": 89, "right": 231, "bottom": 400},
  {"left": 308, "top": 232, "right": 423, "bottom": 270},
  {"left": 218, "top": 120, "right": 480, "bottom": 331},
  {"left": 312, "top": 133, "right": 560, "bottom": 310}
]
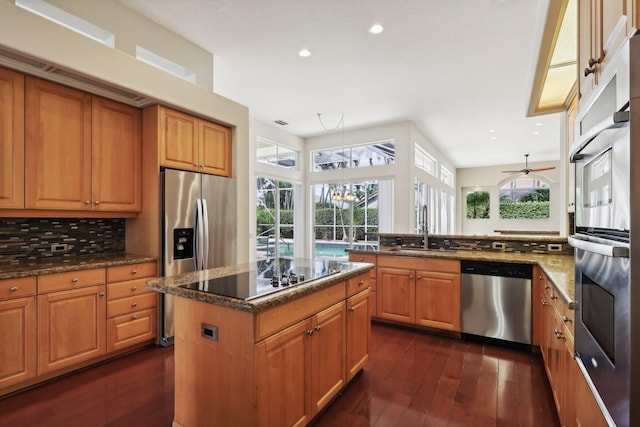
[
  {"left": 146, "top": 260, "right": 374, "bottom": 313},
  {"left": 0, "top": 253, "right": 158, "bottom": 280},
  {"left": 375, "top": 233, "right": 568, "bottom": 242},
  {"left": 353, "top": 249, "right": 575, "bottom": 307}
]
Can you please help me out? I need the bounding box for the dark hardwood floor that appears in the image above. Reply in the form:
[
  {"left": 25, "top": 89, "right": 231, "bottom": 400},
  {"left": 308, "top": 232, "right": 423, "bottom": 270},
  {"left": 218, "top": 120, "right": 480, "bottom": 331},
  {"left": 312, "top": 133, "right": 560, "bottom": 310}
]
[{"left": 0, "top": 323, "right": 559, "bottom": 427}]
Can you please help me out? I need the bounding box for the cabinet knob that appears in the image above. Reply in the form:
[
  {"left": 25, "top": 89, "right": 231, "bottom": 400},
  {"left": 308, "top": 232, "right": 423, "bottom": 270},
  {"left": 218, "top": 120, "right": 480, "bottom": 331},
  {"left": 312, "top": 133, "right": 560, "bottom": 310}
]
[
  {"left": 358, "top": 280, "right": 364, "bottom": 287},
  {"left": 554, "top": 329, "right": 565, "bottom": 340},
  {"left": 541, "top": 299, "right": 549, "bottom": 306},
  {"left": 132, "top": 269, "right": 138, "bottom": 275},
  {"left": 99, "top": 292, "right": 105, "bottom": 297},
  {"left": 550, "top": 295, "right": 557, "bottom": 300},
  {"left": 358, "top": 257, "right": 364, "bottom": 262},
  {"left": 84, "top": 200, "right": 91, "bottom": 205},
  {"left": 132, "top": 302, "right": 138, "bottom": 307},
  {"left": 94, "top": 201, "right": 100, "bottom": 205},
  {"left": 562, "top": 315, "right": 572, "bottom": 323},
  {"left": 584, "top": 67, "right": 596, "bottom": 77},
  {"left": 314, "top": 325, "right": 321, "bottom": 332},
  {"left": 588, "top": 57, "right": 601, "bottom": 67},
  {"left": 9, "top": 286, "right": 18, "bottom": 292},
  {"left": 72, "top": 277, "right": 79, "bottom": 283},
  {"left": 349, "top": 307, "right": 355, "bottom": 312},
  {"left": 200, "top": 164, "right": 204, "bottom": 167},
  {"left": 544, "top": 285, "right": 550, "bottom": 290},
  {"left": 132, "top": 315, "right": 138, "bottom": 320},
  {"left": 132, "top": 286, "right": 138, "bottom": 291},
  {"left": 307, "top": 329, "right": 314, "bottom": 336},
  {"left": 409, "top": 275, "right": 414, "bottom": 279}
]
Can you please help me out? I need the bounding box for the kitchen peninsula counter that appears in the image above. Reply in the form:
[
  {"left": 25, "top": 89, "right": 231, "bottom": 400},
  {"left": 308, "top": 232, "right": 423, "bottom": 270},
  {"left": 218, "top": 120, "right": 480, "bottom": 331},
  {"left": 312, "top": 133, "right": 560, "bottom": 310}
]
[{"left": 350, "top": 248, "right": 575, "bottom": 306}]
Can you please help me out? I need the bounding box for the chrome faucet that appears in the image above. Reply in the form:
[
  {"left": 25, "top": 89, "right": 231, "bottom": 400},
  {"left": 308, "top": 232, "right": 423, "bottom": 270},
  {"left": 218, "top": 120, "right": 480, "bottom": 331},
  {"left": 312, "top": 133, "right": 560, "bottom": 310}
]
[{"left": 421, "top": 204, "right": 428, "bottom": 249}]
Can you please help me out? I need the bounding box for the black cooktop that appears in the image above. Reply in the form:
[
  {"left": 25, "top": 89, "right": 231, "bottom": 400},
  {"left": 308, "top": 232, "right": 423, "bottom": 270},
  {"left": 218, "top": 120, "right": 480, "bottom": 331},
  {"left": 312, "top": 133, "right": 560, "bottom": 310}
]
[{"left": 179, "top": 258, "right": 348, "bottom": 301}]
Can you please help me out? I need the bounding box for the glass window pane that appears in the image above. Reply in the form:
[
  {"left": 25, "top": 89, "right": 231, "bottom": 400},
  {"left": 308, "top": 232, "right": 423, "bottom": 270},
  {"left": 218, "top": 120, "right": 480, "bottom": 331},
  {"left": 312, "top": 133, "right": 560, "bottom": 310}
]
[
  {"left": 499, "top": 177, "right": 550, "bottom": 219},
  {"left": 466, "top": 190, "right": 490, "bottom": 219},
  {"left": 256, "top": 139, "right": 297, "bottom": 169},
  {"left": 415, "top": 144, "right": 436, "bottom": 175},
  {"left": 312, "top": 140, "right": 395, "bottom": 171}
]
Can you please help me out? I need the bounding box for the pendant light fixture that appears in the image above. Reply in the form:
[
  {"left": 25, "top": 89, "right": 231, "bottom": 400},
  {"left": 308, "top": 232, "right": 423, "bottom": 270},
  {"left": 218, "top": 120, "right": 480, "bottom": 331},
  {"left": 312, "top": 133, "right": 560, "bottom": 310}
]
[{"left": 317, "top": 112, "right": 356, "bottom": 202}]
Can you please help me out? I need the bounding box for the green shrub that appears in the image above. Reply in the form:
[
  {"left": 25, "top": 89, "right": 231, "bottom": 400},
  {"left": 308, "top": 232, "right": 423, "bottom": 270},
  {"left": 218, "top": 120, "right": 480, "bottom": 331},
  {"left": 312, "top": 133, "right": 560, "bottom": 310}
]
[{"left": 499, "top": 201, "right": 550, "bottom": 219}]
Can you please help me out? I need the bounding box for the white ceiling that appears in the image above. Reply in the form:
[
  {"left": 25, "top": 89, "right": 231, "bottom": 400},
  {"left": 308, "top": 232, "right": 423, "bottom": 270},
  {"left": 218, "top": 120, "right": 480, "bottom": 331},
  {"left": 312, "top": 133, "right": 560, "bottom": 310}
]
[{"left": 119, "top": 0, "right": 562, "bottom": 169}]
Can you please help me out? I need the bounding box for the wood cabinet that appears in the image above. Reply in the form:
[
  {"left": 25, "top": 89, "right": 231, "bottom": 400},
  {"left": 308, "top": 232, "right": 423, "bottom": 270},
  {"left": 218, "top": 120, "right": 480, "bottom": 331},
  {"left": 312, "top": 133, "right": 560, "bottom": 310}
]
[
  {"left": 158, "top": 106, "right": 232, "bottom": 177},
  {"left": 578, "top": 0, "right": 636, "bottom": 105},
  {"left": 348, "top": 253, "right": 377, "bottom": 316},
  {"left": 0, "top": 277, "right": 36, "bottom": 390},
  {"left": 0, "top": 67, "right": 24, "bottom": 209},
  {"left": 106, "top": 262, "right": 158, "bottom": 352},
  {"left": 346, "top": 289, "right": 370, "bottom": 380},
  {"left": 24, "top": 77, "right": 141, "bottom": 214},
  {"left": 376, "top": 256, "right": 460, "bottom": 332},
  {"left": 566, "top": 94, "right": 577, "bottom": 214}
]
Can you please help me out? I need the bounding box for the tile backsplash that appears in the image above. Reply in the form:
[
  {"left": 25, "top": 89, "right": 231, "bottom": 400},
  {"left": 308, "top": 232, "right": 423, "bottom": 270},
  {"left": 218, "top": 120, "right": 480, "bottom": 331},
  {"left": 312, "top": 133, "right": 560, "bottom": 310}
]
[{"left": 0, "top": 218, "right": 125, "bottom": 265}]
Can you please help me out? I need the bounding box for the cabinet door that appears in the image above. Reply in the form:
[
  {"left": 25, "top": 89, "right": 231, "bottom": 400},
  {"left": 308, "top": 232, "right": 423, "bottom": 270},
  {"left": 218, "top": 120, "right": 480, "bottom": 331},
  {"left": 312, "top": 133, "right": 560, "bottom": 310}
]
[
  {"left": 0, "top": 296, "right": 36, "bottom": 389},
  {"left": 309, "top": 301, "right": 346, "bottom": 417},
  {"left": 91, "top": 97, "right": 142, "bottom": 211},
  {"left": 159, "top": 107, "right": 199, "bottom": 172},
  {"left": 25, "top": 77, "right": 92, "bottom": 210},
  {"left": 346, "top": 289, "right": 370, "bottom": 380},
  {"left": 415, "top": 270, "right": 460, "bottom": 332},
  {"left": 377, "top": 267, "right": 415, "bottom": 323},
  {"left": 256, "top": 319, "right": 309, "bottom": 427},
  {"left": 37, "top": 285, "right": 106, "bottom": 374},
  {"left": 0, "top": 68, "right": 24, "bottom": 209},
  {"left": 199, "top": 120, "right": 231, "bottom": 177}
]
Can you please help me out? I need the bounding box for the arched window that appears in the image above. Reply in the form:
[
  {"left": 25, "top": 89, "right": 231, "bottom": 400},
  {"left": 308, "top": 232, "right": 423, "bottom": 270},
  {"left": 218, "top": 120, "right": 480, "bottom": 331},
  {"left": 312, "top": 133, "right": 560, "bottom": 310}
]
[{"left": 499, "top": 177, "right": 550, "bottom": 219}]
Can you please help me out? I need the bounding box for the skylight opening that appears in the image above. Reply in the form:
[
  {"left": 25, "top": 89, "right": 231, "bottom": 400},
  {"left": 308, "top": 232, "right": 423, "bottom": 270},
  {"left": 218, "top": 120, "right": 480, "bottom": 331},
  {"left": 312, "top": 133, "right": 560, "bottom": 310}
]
[
  {"left": 135, "top": 46, "right": 196, "bottom": 83},
  {"left": 15, "top": 0, "right": 115, "bottom": 47}
]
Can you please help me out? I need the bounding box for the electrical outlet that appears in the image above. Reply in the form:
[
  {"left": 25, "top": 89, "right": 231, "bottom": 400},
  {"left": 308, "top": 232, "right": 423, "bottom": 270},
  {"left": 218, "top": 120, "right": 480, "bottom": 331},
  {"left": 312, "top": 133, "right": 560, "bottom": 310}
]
[
  {"left": 492, "top": 242, "right": 505, "bottom": 250},
  {"left": 50, "top": 243, "right": 69, "bottom": 253},
  {"left": 548, "top": 243, "right": 562, "bottom": 252}
]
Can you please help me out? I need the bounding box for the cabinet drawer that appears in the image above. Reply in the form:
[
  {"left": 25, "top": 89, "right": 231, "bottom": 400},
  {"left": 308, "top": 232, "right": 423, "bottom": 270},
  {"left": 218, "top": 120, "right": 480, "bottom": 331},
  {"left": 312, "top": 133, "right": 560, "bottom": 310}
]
[
  {"left": 0, "top": 276, "right": 36, "bottom": 299},
  {"left": 107, "top": 262, "right": 157, "bottom": 283},
  {"left": 107, "top": 308, "right": 156, "bottom": 352},
  {"left": 107, "top": 292, "right": 157, "bottom": 318},
  {"left": 38, "top": 268, "right": 105, "bottom": 293},
  {"left": 107, "top": 278, "right": 154, "bottom": 301},
  {"left": 346, "top": 273, "right": 370, "bottom": 297}
]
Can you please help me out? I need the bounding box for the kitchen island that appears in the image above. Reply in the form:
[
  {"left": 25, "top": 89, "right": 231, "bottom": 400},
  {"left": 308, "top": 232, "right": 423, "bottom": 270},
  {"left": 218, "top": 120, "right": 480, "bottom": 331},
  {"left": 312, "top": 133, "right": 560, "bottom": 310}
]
[{"left": 147, "top": 258, "right": 374, "bottom": 427}]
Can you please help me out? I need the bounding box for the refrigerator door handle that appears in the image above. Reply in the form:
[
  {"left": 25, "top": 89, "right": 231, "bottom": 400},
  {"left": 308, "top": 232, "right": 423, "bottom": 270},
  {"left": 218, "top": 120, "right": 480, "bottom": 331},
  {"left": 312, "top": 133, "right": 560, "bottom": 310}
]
[
  {"left": 195, "top": 198, "right": 205, "bottom": 270},
  {"left": 202, "top": 198, "right": 210, "bottom": 270}
]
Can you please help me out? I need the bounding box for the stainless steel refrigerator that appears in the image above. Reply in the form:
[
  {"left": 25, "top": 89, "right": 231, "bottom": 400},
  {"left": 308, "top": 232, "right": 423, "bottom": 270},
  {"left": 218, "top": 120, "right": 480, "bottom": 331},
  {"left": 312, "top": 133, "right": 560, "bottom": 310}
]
[{"left": 160, "top": 168, "right": 237, "bottom": 346}]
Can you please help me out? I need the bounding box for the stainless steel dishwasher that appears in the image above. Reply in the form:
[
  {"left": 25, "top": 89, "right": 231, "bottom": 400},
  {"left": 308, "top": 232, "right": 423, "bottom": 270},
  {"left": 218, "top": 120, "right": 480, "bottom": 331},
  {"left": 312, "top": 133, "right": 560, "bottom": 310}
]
[{"left": 460, "top": 260, "right": 532, "bottom": 348}]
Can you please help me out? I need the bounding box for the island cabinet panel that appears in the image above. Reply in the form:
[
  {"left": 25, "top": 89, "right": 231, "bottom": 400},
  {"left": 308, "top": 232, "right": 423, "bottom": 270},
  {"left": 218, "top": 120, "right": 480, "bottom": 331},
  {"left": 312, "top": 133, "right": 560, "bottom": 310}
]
[
  {"left": 415, "top": 270, "right": 461, "bottom": 332},
  {"left": 0, "top": 67, "right": 24, "bottom": 209},
  {"left": 37, "top": 285, "right": 107, "bottom": 375},
  {"left": 346, "top": 289, "right": 370, "bottom": 380},
  {"left": 173, "top": 296, "right": 255, "bottom": 427},
  {"left": 0, "top": 295, "right": 36, "bottom": 389},
  {"left": 348, "top": 253, "right": 377, "bottom": 316}
]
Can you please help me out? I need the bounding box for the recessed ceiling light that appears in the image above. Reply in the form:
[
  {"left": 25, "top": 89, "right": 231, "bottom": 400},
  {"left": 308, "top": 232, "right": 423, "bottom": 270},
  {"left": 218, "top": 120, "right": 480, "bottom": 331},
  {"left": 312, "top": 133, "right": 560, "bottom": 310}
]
[
  {"left": 532, "top": 131, "right": 540, "bottom": 135},
  {"left": 490, "top": 136, "right": 497, "bottom": 140},
  {"left": 298, "top": 49, "right": 311, "bottom": 57},
  {"left": 489, "top": 129, "right": 496, "bottom": 133},
  {"left": 369, "top": 24, "right": 384, "bottom": 34},
  {"left": 535, "top": 122, "right": 543, "bottom": 126}
]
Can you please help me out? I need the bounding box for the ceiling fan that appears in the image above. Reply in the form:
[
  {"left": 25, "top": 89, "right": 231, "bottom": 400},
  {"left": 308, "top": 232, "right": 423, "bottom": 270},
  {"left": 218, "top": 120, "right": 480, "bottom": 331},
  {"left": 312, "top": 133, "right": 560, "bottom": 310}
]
[{"left": 501, "top": 154, "right": 556, "bottom": 175}]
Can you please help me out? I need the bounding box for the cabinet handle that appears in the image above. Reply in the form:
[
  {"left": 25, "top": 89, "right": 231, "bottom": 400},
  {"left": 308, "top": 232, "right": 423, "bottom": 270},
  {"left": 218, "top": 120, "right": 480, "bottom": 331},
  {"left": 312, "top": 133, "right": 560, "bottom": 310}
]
[
  {"left": 307, "top": 329, "right": 314, "bottom": 336},
  {"left": 349, "top": 307, "right": 355, "bottom": 312},
  {"left": 544, "top": 285, "right": 550, "bottom": 290},
  {"left": 541, "top": 299, "right": 549, "bottom": 306},
  {"left": 358, "top": 280, "right": 364, "bottom": 287},
  {"left": 132, "top": 302, "right": 138, "bottom": 307},
  {"left": 99, "top": 292, "right": 105, "bottom": 297},
  {"left": 314, "top": 325, "right": 321, "bottom": 332},
  {"left": 132, "top": 315, "right": 138, "bottom": 320},
  {"left": 588, "top": 57, "right": 601, "bottom": 67},
  {"left": 550, "top": 295, "right": 557, "bottom": 300},
  {"left": 562, "top": 315, "right": 572, "bottom": 323},
  {"left": 584, "top": 67, "right": 596, "bottom": 77},
  {"left": 94, "top": 201, "right": 100, "bottom": 205},
  {"left": 554, "top": 329, "right": 565, "bottom": 340},
  {"left": 84, "top": 200, "right": 91, "bottom": 205},
  {"left": 409, "top": 275, "right": 414, "bottom": 279},
  {"left": 200, "top": 164, "right": 204, "bottom": 167},
  {"left": 72, "top": 277, "right": 79, "bottom": 283},
  {"left": 132, "top": 286, "right": 138, "bottom": 291},
  {"left": 132, "top": 269, "right": 138, "bottom": 275},
  {"left": 358, "top": 257, "right": 364, "bottom": 262},
  {"left": 9, "top": 286, "right": 18, "bottom": 292}
]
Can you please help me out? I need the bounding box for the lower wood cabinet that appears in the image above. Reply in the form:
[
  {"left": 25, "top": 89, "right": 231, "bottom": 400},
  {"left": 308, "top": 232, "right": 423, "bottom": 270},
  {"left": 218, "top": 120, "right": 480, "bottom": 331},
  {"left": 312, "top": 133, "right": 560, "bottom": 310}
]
[
  {"left": 346, "top": 289, "right": 370, "bottom": 380},
  {"left": 0, "top": 276, "right": 37, "bottom": 390},
  {"left": 415, "top": 270, "right": 460, "bottom": 331},
  {"left": 37, "top": 285, "right": 107, "bottom": 375}
]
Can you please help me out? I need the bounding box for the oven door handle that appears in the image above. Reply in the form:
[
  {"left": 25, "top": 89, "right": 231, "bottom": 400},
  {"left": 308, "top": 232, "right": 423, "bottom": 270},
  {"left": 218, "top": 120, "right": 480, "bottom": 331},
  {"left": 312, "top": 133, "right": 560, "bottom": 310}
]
[
  {"left": 569, "top": 110, "right": 629, "bottom": 162},
  {"left": 568, "top": 235, "right": 629, "bottom": 258}
]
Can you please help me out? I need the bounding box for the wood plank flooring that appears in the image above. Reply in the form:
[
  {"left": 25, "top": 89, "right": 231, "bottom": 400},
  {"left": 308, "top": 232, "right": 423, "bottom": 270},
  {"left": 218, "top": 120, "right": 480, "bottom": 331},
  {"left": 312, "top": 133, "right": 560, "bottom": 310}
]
[{"left": 0, "top": 323, "right": 559, "bottom": 427}]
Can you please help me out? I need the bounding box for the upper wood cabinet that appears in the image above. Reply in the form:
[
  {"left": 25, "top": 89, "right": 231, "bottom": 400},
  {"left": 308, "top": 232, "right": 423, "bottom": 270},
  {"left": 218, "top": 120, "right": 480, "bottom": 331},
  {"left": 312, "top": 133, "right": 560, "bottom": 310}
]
[
  {"left": 158, "top": 106, "right": 232, "bottom": 177},
  {"left": 0, "top": 68, "right": 24, "bottom": 209},
  {"left": 579, "top": 0, "right": 636, "bottom": 105},
  {"left": 24, "top": 77, "right": 141, "bottom": 213}
]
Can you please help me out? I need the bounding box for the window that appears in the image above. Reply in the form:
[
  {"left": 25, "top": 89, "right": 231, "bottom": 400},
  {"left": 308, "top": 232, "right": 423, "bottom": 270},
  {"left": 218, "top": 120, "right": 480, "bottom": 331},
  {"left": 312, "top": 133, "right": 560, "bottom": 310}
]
[
  {"left": 441, "top": 166, "right": 454, "bottom": 187},
  {"left": 440, "top": 192, "right": 454, "bottom": 233},
  {"left": 16, "top": 0, "right": 115, "bottom": 47},
  {"left": 256, "top": 178, "right": 295, "bottom": 259},
  {"left": 466, "top": 190, "right": 490, "bottom": 219},
  {"left": 415, "top": 144, "right": 437, "bottom": 176},
  {"left": 256, "top": 138, "right": 298, "bottom": 169},
  {"left": 136, "top": 46, "right": 196, "bottom": 83},
  {"left": 313, "top": 181, "right": 379, "bottom": 258},
  {"left": 311, "top": 140, "right": 395, "bottom": 171},
  {"left": 499, "top": 177, "right": 550, "bottom": 219}
]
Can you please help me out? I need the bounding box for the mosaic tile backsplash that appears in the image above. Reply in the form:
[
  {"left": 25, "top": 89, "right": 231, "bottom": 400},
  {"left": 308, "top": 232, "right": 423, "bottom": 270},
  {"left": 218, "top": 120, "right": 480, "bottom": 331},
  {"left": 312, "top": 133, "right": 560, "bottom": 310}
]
[{"left": 0, "top": 218, "right": 125, "bottom": 265}]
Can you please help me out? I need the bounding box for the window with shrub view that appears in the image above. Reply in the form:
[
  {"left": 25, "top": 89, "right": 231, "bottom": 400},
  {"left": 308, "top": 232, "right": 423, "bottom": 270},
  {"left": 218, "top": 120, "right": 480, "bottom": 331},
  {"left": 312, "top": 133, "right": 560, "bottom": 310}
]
[
  {"left": 466, "top": 190, "right": 490, "bottom": 219},
  {"left": 499, "top": 177, "right": 550, "bottom": 219},
  {"left": 313, "top": 181, "right": 379, "bottom": 258},
  {"left": 256, "top": 177, "right": 295, "bottom": 259}
]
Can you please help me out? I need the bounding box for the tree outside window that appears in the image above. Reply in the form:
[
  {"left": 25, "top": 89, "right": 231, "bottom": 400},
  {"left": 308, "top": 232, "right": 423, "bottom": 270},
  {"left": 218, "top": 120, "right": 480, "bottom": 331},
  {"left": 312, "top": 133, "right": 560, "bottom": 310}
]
[{"left": 466, "top": 190, "right": 490, "bottom": 219}]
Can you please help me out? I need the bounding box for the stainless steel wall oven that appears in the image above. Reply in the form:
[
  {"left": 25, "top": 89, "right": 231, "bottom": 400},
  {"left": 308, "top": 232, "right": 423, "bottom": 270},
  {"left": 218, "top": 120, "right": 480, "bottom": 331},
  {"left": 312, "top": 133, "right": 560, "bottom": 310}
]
[{"left": 568, "top": 35, "right": 640, "bottom": 427}]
